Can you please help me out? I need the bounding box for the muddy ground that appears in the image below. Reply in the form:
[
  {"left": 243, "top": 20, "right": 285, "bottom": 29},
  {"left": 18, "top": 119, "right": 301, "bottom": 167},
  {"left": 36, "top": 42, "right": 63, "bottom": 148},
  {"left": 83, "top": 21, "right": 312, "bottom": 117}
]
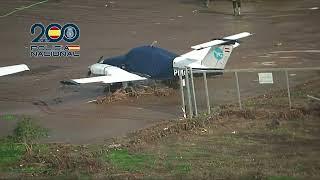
[{"left": 0, "top": 0, "right": 320, "bottom": 143}]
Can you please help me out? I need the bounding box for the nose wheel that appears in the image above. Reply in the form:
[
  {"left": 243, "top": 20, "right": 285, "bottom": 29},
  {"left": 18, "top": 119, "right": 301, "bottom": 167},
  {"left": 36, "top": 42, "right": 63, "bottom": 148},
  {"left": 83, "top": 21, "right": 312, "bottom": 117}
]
[{"left": 87, "top": 70, "right": 92, "bottom": 77}]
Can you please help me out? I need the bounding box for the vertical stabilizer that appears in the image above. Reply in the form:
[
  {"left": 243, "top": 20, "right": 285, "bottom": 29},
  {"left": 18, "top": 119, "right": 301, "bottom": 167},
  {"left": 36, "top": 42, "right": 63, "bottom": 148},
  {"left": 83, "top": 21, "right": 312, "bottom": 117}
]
[{"left": 202, "top": 45, "right": 233, "bottom": 69}]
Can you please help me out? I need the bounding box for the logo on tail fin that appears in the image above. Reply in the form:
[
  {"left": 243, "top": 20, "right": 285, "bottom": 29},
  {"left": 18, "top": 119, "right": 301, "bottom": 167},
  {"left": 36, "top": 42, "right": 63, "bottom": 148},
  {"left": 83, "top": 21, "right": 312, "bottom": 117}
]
[{"left": 213, "top": 47, "right": 224, "bottom": 61}]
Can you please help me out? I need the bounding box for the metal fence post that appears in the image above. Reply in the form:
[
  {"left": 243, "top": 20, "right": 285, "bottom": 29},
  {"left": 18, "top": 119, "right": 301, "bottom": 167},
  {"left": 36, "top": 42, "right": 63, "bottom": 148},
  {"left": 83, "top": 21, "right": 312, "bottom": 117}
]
[
  {"left": 203, "top": 72, "right": 211, "bottom": 114},
  {"left": 235, "top": 71, "right": 242, "bottom": 110},
  {"left": 185, "top": 67, "right": 193, "bottom": 118},
  {"left": 285, "top": 70, "right": 292, "bottom": 109},
  {"left": 189, "top": 67, "right": 198, "bottom": 117},
  {"left": 179, "top": 73, "right": 186, "bottom": 118}
]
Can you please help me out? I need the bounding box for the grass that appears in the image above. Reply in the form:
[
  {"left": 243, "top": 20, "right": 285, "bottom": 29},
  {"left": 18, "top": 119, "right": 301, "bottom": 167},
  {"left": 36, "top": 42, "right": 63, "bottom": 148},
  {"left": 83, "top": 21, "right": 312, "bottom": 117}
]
[
  {"left": 267, "top": 176, "right": 298, "bottom": 180},
  {"left": 13, "top": 117, "right": 48, "bottom": 144},
  {"left": 123, "top": 106, "right": 319, "bottom": 179},
  {"left": 0, "top": 140, "right": 51, "bottom": 174},
  {"left": 0, "top": 117, "right": 50, "bottom": 176},
  {"left": 160, "top": 149, "right": 192, "bottom": 175},
  {"left": 10, "top": 165, "right": 51, "bottom": 174},
  {"left": 0, "top": 114, "right": 18, "bottom": 121},
  {"left": 243, "top": 79, "right": 320, "bottom": 109},
  {"left": 104, "top": 149, "right": 155, "bottom": 172},
  {"left": 0, "top": 140, "right": 25, "bottom": 167}
]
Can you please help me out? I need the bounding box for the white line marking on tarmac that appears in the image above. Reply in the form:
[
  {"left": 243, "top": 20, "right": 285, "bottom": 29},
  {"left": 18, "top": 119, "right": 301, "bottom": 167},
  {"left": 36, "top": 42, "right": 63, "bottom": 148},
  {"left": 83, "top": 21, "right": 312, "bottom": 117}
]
[
  {"left": 0, "top": 0, "right": 48, "bottom": 18},
  {"left": 270, "top": 50, "right": 320, "bottom": 53},
  {"left": 279, "top": 56, "right": 297, "bottom": 59},
  {"left": 261, "top": 61, "right": 276, "bottom": 66},
  {"left": 309, "top": 7, "right": 319, "bottom": 10},
  {"left": 268, "top": 14, "right": 298, "bottom": 18}
]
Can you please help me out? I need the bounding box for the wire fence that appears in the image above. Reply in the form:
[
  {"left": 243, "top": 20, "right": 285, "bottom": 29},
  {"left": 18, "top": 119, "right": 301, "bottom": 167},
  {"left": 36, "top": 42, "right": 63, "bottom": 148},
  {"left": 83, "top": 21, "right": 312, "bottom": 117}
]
[{"left": 178, "top": 67, "right": 320, "bottom": 118}]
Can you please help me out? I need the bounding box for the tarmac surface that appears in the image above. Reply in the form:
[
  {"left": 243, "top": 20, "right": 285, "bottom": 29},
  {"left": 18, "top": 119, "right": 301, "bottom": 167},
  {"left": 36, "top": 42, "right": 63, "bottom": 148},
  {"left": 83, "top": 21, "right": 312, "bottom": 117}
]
[{"left": 0, "top": 0, "right": 319, "bottom": 143}]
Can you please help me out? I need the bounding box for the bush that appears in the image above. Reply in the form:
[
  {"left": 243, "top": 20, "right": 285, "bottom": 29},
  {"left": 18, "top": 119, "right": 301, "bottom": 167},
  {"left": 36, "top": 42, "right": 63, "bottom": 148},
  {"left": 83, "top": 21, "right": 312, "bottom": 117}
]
[{"left": 13, "top": 117, "right": 48, "bottom": 144}]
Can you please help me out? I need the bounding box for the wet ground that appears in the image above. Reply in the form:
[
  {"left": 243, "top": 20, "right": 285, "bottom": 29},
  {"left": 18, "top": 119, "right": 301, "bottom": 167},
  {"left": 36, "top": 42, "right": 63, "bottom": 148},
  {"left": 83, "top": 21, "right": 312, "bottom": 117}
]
[{"left": 0, "top": 0, "right": 319, "bottom": 143}]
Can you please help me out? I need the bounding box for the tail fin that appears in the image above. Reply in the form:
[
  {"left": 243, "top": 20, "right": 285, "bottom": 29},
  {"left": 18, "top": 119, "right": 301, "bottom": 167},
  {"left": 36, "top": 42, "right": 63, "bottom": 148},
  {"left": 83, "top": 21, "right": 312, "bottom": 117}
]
[
  {"left": 173, "top": 32, "right": 251, "bottom": 70},
  {"left": 202, "top": 44, "right": 234, "bottom": 69}
]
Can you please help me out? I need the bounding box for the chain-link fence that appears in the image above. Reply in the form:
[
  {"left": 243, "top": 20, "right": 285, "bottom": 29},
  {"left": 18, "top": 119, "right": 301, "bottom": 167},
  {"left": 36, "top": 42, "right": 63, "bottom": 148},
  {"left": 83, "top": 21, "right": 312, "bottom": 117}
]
[{"left": 178, "top": 67, "right": 320, "bottom": 118}]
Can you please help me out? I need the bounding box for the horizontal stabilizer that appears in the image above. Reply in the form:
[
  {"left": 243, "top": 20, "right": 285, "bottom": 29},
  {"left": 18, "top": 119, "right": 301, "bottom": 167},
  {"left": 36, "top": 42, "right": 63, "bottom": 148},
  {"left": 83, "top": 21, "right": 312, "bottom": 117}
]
[{"left": 191, "top": 32, "right": 252, "bottom": 50}]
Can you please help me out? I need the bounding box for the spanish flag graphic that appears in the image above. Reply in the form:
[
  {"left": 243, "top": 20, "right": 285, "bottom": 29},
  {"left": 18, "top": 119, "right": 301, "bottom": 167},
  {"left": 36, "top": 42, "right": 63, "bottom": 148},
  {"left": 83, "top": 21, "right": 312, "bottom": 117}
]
[
  {"left": 67, "top": 45, "right": 80, "bottom": 51},
  {"left": 48, "top": 26, "right": 61, "bottom": 39}
]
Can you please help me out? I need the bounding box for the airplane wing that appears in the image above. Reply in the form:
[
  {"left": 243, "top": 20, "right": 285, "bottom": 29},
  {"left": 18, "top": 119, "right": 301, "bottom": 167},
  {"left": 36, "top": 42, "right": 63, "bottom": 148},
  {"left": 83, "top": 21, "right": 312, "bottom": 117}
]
[
  {"left": 191, "top": 32, "right": 252, "bottom": 50},
  {"left": 0, "top": 64, "right": 30, "bottom": 77},
  {"left": 70, "top": 65, "right": 147, "bottom": 84}
]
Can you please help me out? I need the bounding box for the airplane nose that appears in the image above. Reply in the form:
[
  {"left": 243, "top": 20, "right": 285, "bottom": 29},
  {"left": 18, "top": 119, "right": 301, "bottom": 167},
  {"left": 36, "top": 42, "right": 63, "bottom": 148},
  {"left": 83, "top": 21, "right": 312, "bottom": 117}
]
[{"left": 89, "top": 63, "right": 110, "bottom": 75}]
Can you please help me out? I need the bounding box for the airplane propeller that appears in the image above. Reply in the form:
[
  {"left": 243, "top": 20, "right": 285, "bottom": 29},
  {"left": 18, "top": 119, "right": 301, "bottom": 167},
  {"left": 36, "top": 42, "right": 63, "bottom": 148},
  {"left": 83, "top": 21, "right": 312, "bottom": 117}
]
[
  {"left": 150, "top": 40, "right": 158, "bottom": 47},
  {"left": 97, "top": 56, "right": 104, "bottom": 63}
]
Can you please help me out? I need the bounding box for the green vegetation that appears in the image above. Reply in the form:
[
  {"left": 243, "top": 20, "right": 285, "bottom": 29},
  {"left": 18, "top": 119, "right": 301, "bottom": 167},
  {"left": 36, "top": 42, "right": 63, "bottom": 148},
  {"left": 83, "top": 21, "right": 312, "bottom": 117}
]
[
  {"left": 0, "top": 105, "right": 319, "bottom": 179},
  {"left": 0, "top": 140, "right": 51, "bottom": 175},
  {"left": 13, "top": 117, "right": 48, "bottom": 144},
  {"left": 0, "top": 140, "right": 25, "bottom": 168},
  {"left": 0, "top": 117, "right": 49, "bottom": 175},
  {"left": 0, "top": 114, "right": 17, "bottom": 121},
  {"left": 267, "top": 176, "right": 298, "bottom": 180},
  {"left": 104, "top": 149, "right": 154, "bottom": 172}
]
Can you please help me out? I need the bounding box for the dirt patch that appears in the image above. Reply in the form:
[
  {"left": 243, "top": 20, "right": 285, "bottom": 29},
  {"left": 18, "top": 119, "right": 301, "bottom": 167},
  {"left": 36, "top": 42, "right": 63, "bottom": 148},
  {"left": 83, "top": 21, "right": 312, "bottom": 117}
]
[
  {"left": 116, "top": 105, "right": 319, "bottom": 148},
  {"left": 103, "top": 104, "right": 319, "bottom": 179}
]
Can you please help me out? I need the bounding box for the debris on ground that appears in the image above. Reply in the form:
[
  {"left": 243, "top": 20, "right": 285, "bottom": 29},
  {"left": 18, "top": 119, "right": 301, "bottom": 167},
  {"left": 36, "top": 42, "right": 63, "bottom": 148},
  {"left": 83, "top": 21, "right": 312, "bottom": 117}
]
[
  {"left": 97, "top": 88, "right": 128, "bottom": 104},
  {"left": 201, "top": 128, "right": 207, "bottom": 133},
  {"left": 266, "top": 119, "right": 280, "bottom": 129},
  {"left": 108, "top": 143, "right": 122, "bottom": 148},
  {"left": 96, "top": 86, "right": 175, "bottom": 104},
  {"left": 118, "top": 104, "right": 319, "bottom": 147}
]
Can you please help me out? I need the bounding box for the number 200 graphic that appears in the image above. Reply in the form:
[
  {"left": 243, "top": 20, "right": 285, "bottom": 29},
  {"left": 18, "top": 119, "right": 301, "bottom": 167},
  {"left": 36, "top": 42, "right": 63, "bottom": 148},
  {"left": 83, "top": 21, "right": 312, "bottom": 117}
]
[{"left": 31, "top": 23, "right": 80, "bottom": 43}]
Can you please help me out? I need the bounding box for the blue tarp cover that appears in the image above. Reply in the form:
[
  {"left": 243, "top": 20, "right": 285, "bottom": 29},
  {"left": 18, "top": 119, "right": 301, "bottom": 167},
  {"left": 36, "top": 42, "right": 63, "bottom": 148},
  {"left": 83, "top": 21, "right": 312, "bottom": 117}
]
[{"left": 102, "top": 46, "right": 178, "bottom": 80}]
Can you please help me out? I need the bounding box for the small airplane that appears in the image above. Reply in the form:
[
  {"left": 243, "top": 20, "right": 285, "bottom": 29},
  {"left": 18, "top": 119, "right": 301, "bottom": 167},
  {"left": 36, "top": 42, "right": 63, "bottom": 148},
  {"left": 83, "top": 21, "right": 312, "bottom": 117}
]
[
  {"left": 0, "top": 64, "right": 30, "bottom": 77},
  {"left": 63, "top": 32, "right": 252, "bottom": 85}
]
